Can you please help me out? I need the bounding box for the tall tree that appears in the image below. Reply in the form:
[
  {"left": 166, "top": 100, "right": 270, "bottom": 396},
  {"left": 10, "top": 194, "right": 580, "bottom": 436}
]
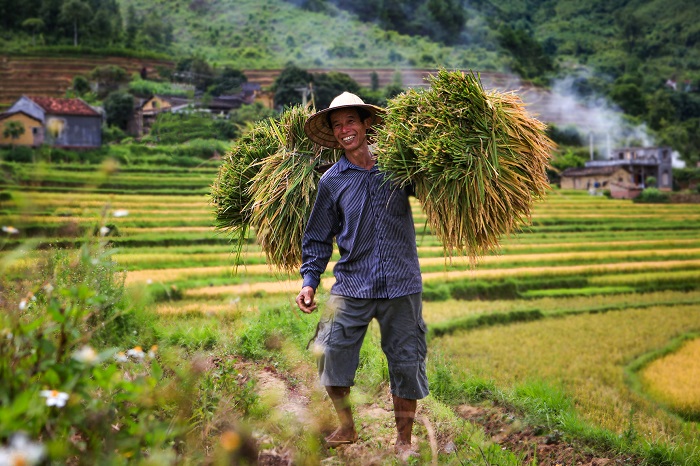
[
  {"left": 21, "top": 18, "right": 44, "bottom": 46},
  {"left": 272, "top": 63, "right": 314, "bottom": 109},
  {"left": 60, "top": 0, "right": 93, "bottom": 46}
]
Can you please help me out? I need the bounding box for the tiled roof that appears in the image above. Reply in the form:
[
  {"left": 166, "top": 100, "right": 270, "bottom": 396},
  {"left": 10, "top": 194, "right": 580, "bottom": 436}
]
[{"left": 28, "top": 96, "right": 100, "bottom": 117}]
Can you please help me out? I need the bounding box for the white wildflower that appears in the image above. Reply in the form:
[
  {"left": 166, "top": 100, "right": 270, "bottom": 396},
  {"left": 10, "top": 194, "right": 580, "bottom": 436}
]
[
  {"left": 99, "top": 226, "right": 110, "bottom": 236},
  {"left": 1, "top": 226, "right": 19, "bottom": 235},
  {"left": 115, "top": 352, "right": 128, "bottom": 363},
  {"left": 112, "top": 209, "right": 129, "bottom": 218},
  {"left": 147, "top": 345, "right": 158, "bottom": 358},
  {"left": 39, "top": 390, "right": 69, "bottom": 408},
  {"left": 72, "top": 346, "right": 99, "bottom": 364},
  {"left": 0, "top": 433, "right": 45, "bottom": 466},
  {"left": 126, "top": 346, "right": 145, "bottom": 360},
  {"left": 18, "top": 300, "right": 27, "bottom": 311}
]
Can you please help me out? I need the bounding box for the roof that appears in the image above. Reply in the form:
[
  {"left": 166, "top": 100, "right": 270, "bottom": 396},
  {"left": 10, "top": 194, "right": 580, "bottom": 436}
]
[
  {"left": 28, "top": 96, "right": 101, "bottom": 117},
  {"left": 0, "top": 110, "right": 42, "bottom": 123},
  {"left": 560, "top": 166, "right": 622, "bottom": 177}
]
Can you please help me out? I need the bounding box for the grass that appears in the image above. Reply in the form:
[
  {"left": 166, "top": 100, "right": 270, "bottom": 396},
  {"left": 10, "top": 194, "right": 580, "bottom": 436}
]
[
  {"left": 3, "top": 161, "right": 700, "bottom": 464},
  {"left": 432, "top": 305, "right": 700, "bottom": 449}
]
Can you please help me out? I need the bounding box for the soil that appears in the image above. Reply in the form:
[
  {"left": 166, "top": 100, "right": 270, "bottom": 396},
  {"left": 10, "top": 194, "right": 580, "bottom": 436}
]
[
  {"left": 232, "top": 360, "right": 646, "bottom": 466},
  {"left": 455, "top": 404, "right": 643, "bottom": 466}
]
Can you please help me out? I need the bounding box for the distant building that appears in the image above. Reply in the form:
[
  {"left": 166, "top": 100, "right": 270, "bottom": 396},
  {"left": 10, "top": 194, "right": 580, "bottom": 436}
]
[
  {"left": 560, "top": 146, "right": 673, "bottom": 199},
  {"left": 0, "top": 95, "right": 102, "bottom": 148}
]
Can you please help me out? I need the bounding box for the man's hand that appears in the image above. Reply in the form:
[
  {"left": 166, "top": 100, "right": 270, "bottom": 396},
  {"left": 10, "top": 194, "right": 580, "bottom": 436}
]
[{"left": 296, "top": 286, "right": 317, "bottom": 313}]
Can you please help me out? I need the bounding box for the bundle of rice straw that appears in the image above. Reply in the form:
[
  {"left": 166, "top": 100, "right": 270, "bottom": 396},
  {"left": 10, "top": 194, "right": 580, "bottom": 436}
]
[
  {"left": 375, "top": 69, "right": 554, "bottom": 261},
  {"left": 210, "top": 105, "right": 340, "bottom": 272}
]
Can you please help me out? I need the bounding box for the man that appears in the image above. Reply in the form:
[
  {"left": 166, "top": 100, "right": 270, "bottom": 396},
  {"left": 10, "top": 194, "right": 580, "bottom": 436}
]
[{"left": 295, "top": 92, "right": 429, "bottom": 458}]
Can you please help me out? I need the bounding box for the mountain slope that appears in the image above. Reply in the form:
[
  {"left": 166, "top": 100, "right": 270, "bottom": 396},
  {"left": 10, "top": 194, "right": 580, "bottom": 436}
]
[{"left": 117, "top": 0, "right": 507, "bottom": 71}]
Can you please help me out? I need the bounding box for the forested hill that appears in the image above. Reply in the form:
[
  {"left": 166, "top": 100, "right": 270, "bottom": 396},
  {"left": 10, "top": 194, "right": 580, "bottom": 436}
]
[{"left": 0, "top": 0, "right": 699, "bottom": 162}]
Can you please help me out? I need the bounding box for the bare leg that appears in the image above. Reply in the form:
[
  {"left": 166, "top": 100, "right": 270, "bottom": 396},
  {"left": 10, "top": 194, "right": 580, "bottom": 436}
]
[
  {"left": 393, "top": 395, "right": 417, "bottom": 456},
  {"left": 324, "top": 386, "right": 358, "bottom": 445}
]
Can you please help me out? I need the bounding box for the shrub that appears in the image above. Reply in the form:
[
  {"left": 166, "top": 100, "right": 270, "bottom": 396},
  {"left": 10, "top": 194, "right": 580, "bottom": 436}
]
[
  {"left": 634, "top": 188, "right": 670, "bottom": 203},
  {"left": 4, "top": 145, "right": 34, "bottom": 163},
  {"left": 102, "top": 125, "right": 127, "bottom": 144},
  {"left": 0, "top": 242, "right": 190, "bottom": 464}
]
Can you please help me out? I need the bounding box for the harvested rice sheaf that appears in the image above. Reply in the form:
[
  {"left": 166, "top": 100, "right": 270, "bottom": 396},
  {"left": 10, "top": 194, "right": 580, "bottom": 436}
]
[
  {"left": 375, "top": 69, "right": 554, "bottom": 261},
  {"left": 211, "top": 105, "right": 340, "bottom": 272}
]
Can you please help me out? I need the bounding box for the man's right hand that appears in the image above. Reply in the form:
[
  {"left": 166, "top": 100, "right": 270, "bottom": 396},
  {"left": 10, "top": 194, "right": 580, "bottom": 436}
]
[{"left": 296, "top": 286, "right": 317, "bottom": 313}]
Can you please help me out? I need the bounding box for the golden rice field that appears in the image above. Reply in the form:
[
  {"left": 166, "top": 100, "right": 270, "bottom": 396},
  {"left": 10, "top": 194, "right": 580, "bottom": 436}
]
[
  {"left": 2, "top": 170, "right": 700, "bottom": 460},
  {"left": 640, "top": 338, "right": 700, "bottom": 416}
]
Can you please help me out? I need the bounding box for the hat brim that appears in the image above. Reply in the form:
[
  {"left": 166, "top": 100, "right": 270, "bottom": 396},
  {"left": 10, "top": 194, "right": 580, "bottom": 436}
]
[{"left": 304, "top": 104, "right": 385, "bottom": 149}]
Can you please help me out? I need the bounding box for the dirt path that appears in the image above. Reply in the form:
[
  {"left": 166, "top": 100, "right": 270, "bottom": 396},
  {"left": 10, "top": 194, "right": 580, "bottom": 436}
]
[{"left": 238, "top": 360, "right": 642, "bottom": 465}]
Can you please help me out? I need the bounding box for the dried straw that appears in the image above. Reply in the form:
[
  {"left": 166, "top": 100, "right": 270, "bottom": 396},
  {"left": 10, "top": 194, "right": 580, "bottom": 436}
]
[
  {"left": 210, "top": 105, "right": 340, "bottom": 272},
  {"left": 375, "top": 69, "right": 554, "bottom": 261}
]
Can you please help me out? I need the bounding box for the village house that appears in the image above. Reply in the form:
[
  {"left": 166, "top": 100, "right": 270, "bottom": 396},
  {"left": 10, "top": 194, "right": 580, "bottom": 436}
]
[
  {"left": 0, "top": 95, "right": 102, "bottom": 148},
  {"left": 560, "top": 146, "right": 674, "bottom": 199}
]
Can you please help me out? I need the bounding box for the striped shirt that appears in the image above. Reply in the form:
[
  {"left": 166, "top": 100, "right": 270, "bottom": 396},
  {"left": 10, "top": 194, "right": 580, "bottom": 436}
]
[{"left": 301, "top": 155, "right": 422, "bottom": 299}]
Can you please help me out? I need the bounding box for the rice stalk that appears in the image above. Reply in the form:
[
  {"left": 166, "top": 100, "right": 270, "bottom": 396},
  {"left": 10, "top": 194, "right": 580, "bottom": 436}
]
[
  {"left": 210, "top": 105, "right": 340, "bottom": 272},
  {"left": 375, "top": 69, "right": 554, "bottom": 261},
  {"left": 210, "top": 122, "right": 276, "bottom": 265}
]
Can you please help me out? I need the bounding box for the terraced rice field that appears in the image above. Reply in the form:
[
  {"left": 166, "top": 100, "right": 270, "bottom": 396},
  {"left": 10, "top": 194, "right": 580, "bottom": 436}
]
[{"left": 1, "top": 165, "right": 699, "bottom": 459}]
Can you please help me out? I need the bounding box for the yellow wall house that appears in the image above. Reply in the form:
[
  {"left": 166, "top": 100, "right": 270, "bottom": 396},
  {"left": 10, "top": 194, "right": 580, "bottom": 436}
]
[{"left": 0, "top": 111, "right": 43, "bottom": 146}]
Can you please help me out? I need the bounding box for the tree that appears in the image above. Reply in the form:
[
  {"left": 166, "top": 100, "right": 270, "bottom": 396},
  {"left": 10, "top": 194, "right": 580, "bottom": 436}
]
[
  {"left": 90, "top": 65, "right": 129, "bottom": 98},
  {"left": 3, "top": 121, "right": 26, "bottom": 146},
  {"left": 425, "top": 0, "right": 466, "bottom": 44},
  {"left": 313, "top": 72, "right": 361, "bottom": 109},
  {"left": 125, "top": 5, "right": 140, "bottom": 48},
  {"left": 175, "top": 57, "right": 214, "bottom": 92},
  {"left": 498, "top": 26, "right": 554, "bottom": 81},
  {"left": 272, "top": 64, "right": 314, "bottom": 109},
  {"left": 21, "top": 18, "right": 44, "bottom": 46},
  {"left": 103, "top": 91, "right": 134, "bottom": 130},
  {"left": 609, "top": 82, "right": 646, "bottom": 117},
  {"left": 72, "top": 75, "right": 91, "bottom": 96},
  {"left": 209, "top": 67, "right": 247, "bottom": 96},
  {"left": 59, "top": 0, "right": 92, "bottom": 46}
]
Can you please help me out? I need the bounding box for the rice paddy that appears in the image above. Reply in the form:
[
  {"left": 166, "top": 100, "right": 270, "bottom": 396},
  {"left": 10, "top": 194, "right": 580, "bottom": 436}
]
[{"left": 2, "top": 162, "right": 700, "bottom": 463}]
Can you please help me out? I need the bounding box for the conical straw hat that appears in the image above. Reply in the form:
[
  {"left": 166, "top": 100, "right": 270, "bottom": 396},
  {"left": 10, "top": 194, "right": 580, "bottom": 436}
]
[{"left": 304, "top": 92, "right": 384, "bottom": 148}]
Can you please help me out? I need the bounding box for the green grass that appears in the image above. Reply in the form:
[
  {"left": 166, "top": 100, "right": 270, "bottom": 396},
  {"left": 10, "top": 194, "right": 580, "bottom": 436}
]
[{"left": 3, "top": 163, "right": 700, "bottom": 465}]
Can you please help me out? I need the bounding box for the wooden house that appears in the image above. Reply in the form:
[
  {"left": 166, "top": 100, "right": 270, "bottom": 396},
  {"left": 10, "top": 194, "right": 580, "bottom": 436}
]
[{"left": 0, "top": 96, "right": 102, "bottom": 148}]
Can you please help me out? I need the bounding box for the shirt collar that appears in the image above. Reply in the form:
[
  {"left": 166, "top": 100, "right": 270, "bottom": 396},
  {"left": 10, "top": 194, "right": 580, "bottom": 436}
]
[{"left": 337, "top": 154, "right": 378, "bottom": 173}]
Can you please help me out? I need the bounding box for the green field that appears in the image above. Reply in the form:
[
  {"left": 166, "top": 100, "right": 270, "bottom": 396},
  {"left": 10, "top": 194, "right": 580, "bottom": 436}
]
[{"left": 1, "top": 164, "right": 699, "bottom": 464}]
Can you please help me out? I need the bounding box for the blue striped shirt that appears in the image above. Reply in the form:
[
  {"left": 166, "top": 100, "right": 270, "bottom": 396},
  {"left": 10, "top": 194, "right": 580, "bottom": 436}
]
[{"left": 301, "top": 155, "right": 422, "bottom": 299}]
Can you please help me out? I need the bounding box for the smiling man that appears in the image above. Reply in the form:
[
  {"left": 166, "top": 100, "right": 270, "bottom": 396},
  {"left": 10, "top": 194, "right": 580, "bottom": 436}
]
[{"left": 296, "top": 92, "right": 428, "bottom": 459}]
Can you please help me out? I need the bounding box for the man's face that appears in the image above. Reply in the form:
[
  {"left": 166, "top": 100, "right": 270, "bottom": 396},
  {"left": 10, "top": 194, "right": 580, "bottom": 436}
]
[{"left": 330, "top": 108, "right": 372, "bottom": 152}]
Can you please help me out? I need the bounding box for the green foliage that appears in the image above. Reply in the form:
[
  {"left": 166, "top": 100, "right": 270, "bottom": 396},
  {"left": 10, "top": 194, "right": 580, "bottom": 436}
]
[
  {"left": 634, "top": 188, "right": 670, "bottom": 204},
  {"left": 498, "top": 26, "right": 555, "bottom": 82},
  {"left": 175, "top": 57, "right": 214, "bottom": 92},
  {"left": 313, "top": 71, "right": 362, "bottom": 109},
  {"left": 146, "top": 112, "right": 238, "bottom": 144},
  {"left": 71, "top": 74, "right": 90, "bottom": 96},
  {"left": 90, "top": 65, "right": 129, "bottom": 98},
  {"left": 2, "top": 145, "right": 33, "bottom": 163},
  {"left": 272, "top": 63, "right": 313, "bottom": 108},
  {"left": 2, "top": 120, "right": 25, "bottom": 142},
  {"left": 103, "top": 91, "right": 134, "bottom": 130},
  {"left": 128, "top": 79, "right": 190, "bottom": 98},
  {"left": 208, "top": 66, "right": 247, "bottom": 97},
  {"left": 101, "top": 125, "right": 127, "bottom": 144},
  {"left": 0, "top": 242, "right": 187, "bottom": 463}
]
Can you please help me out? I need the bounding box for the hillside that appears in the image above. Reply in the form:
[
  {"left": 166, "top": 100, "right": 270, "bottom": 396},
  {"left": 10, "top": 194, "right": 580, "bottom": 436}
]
[
  {"left": 115, "top": 0, "right": 506, "bottom": 71},
  {"left": 1, "top": 0, "right": 699, "bottom": 162}
]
